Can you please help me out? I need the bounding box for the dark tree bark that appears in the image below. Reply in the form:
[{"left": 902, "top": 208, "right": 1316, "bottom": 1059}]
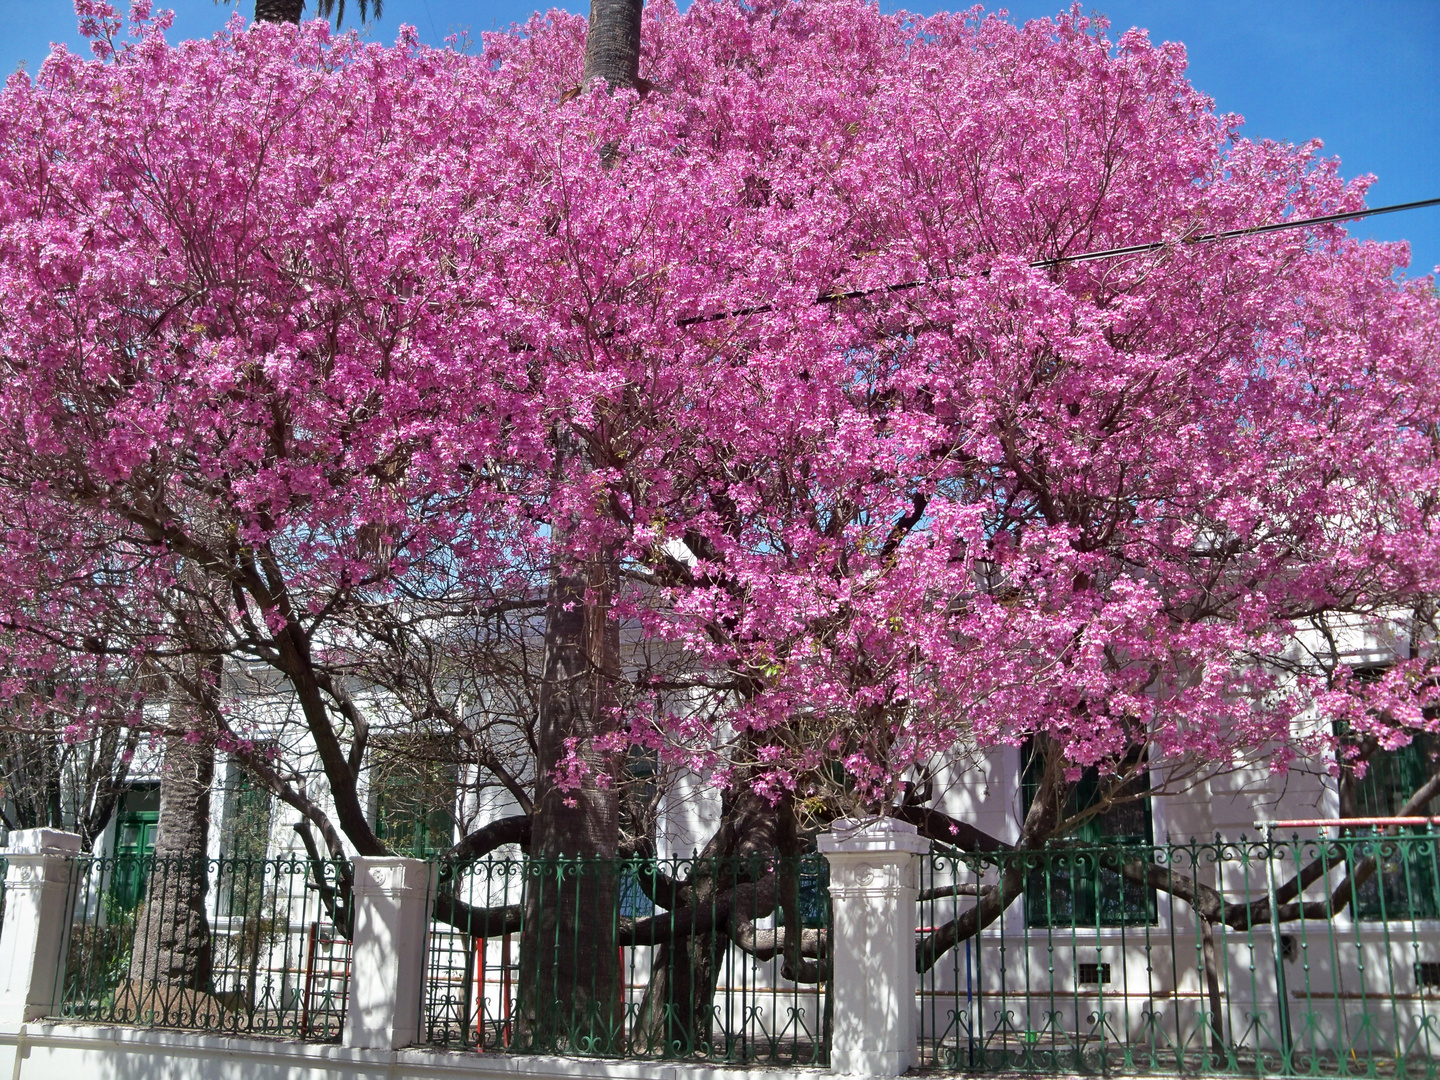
[
  {"left": 131, "top": 689, "right": 216, "bottom": 994},
  {"left": 516, "top": 0, "right": 641, "bottom": 1041},
  {"left": 582, "top": 0, "right": 642, "bottom": 89},
  {"left": 634, "top": 783, "right": 780, "bottom": 1051},
  {"left": 519, "top": 529, "right": 624, "bottom": 1050},
  {"left": 255, "top": 0, "right": 304, "bottom": 23},
  {"left": 0, "top": 728, "right": 140, "bottom": 849},
  {"left": 917, "top": 741, "right": 1068, "bottom": 974},
  {"left": 892, "top": 805, "right": 1012, "bottom": 853},
  {"left": 638, "top": 887, "right": 731, "bottom": 1054},
  {"left": 77, "top": 726, "right": 140, "bottom": 851}
]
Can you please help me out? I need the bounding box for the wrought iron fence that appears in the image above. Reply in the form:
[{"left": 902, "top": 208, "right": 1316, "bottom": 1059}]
[
  {"left": 917, "top": 830, "right": 1440, "bottom": 1076},
  {"left": 420, "top": 851, "right": 830, "bottom": 1064},
  {"left": 43, "top": 830, "right": 1440, "bottom": 1075},
  {"left": 53, "top": 853, "right": 351, "bottom": 1039}
]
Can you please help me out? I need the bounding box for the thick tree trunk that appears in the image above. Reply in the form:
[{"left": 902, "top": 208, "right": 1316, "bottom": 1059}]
[
  {"left": 635, "top": 784, "right": 780, "bottom": 1051},
  {"left": 255, "top": 0, "right": 304, "bottom": 23},
  {"left": 1200, "top": 916, "right": 1227, "bottom": 1063},
  {"left": 131, "top": 693, "right": 215, "bottom": 994},
  {"left": 519, "top": 0, "right": 641, "bottom": 1036},
  {"left": 640, "top": 919, "right": 730, "bottom": 1054},
  {"left": 582, "top": 0, "right": 642, "bottom": 89},
  {"left": 519, "top": 531, "right": 623, "bottom": 1051}
]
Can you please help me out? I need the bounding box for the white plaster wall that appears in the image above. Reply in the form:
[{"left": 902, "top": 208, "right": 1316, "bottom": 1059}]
[
  {"left": 931, "top": 745, "right": 1018, "bottom": 846},
  {"left": 656, "top": 769, "right": 722, "bottom": 860},
  {"left": 0, "top": 1024, "right": 829, "bottom": 1080}
]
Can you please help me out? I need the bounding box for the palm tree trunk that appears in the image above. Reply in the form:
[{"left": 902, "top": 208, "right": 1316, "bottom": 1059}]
[
  {"left": 131, "top": 685, "right": 216, "bottom": 995},
  {"left": 255, "top": 0, "right": 304, "bottom": 23},
  {"left": 582, "top": 0, "right": 642, "bottom": 89}
]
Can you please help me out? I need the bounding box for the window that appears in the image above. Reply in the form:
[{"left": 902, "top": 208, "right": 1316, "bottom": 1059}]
[
  {"left": 1021, "top": 741, "right": 1156, "bottom": 928},
  {"left": 371, "top": 748, "right": 458, "bottom": 858},
  {"left": 776, "top": 856, "right": 831, "bottom": 928},
  {"left": 217, "top": 763, "right": 274, "bottom": 916},
  {"left": 1337, "top": 665, "right": 1440, "bottom": 922},
  {"left": 1350, "top": 733, "right": 1440, "bottom": 921},
  {"left": 1078, "top": 962, "right": 1112, "bottom": 985}
]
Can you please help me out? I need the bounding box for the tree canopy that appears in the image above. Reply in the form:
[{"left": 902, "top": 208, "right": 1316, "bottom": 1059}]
[{"left": 0, "top": 0, "right": 1437, "bottom": 841}]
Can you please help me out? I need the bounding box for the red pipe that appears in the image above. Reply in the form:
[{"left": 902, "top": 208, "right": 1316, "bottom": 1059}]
[
  {"left": 300, "top": 921, "right": 318, "bottom": 1039},
  {"left": 1266, "top": 817, "right": 1440, "bottom": 830},
  {"left": 501, "top": 932, "right": 513, "bottom": 1048},
  {"left": 475, "top": 936, "right": 486, "bottom": 1049}
]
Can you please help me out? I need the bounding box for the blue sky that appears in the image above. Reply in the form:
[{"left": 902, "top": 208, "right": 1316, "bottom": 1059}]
[{"left": 5, "top": 0, "right": 1437, "bottom": 277}]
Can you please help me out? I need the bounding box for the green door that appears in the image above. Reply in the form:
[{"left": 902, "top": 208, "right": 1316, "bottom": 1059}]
[{"left": 111, "top": 793, "right": 159, "bottom": 913}]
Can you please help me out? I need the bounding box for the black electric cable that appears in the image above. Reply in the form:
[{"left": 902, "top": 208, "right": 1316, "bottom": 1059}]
[
  {"left": 677, "top": 196, "right": 1440, "bottom": 328},
  {"left": 1033, "top": 195, "right": 1440, "bottom": 267}
]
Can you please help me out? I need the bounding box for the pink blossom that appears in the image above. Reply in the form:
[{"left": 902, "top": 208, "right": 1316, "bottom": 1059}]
[{"left": 0, "top": 0, "right": 1432, "bottom": 811}]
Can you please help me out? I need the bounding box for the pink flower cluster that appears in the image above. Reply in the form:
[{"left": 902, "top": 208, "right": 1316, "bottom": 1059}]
[{"left": 0, "top": 1, "right": 1436, "bottom": 803}]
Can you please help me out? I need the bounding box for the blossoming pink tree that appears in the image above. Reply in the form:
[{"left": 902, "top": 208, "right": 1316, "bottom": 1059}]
[
  {"left": 557, "top": 0, "right": 1440, "bottom": 817},
  {"left": 1, "top": 0, "right": 1438, "bottom": 1033}
]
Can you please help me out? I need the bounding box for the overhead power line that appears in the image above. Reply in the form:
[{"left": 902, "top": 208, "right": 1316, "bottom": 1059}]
[
  {"left": 1033, "top": 196, "right": 1440, "bottom": 267},
  {"left": 677, "top": 196, "right": 1440, "bottom": 328}
]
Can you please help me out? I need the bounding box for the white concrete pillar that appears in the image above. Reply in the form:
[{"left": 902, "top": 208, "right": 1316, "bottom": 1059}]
[
  {"left": 343, "top": 856, "right": 435, "bottom": 1050},
  {"left": 0, "top": 829, "right": 82, "bottom": 1025},
  {"left": 818, "top": 817, "right": 929, "bottom": 1077}
]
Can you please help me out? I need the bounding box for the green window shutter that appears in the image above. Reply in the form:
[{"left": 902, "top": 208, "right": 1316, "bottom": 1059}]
[
  {"left": 1352, "top": 735, "right": 1440, "bottom": 921},
  {"left": 109, "top": 785, "right": 159, "bottom": 914},
  {"left": 218, "top": 765, "right": 274, "bottom": 917},
  {"left": 372, "top": 754, "right": 457, "bottom": 858},
  {"left": 1021, "top": 741, "right": 1157, "bottom": 928}
]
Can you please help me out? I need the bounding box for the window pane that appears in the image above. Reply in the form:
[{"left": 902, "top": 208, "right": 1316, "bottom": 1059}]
[
  {"left": 1352, "top": 734, "right": 1440, "bottom": 921},
  {"left": 1020, "top": 741, "right": 1156, "bottom": 927},
  {"left": 218, "top": 764, "right": 274, "bottom": 917},
  {"left": 372, "top": 751, "right": 458, "bottom": 857}
]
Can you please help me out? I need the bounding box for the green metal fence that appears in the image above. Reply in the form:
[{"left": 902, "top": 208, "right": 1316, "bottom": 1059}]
[
  {"left": 54, "top": 853, "right": 350, "bottom": 1039},
  {"left": 917, "top": 831, "right": 1440, "bottom": 1076},
  {"left": 420, "top": 852, "right": 830, "bottom": 1064},
  {"left": 40, "top": 831, "right": 1440, "bottom": 1074}
]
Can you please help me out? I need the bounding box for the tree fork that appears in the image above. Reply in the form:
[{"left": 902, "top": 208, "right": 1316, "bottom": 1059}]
[{"left": 632, "top": 782, "right": 779, "bottom": 1048}]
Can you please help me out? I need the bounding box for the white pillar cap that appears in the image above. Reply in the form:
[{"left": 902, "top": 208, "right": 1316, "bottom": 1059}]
[
  {"left": 3, "top": 829, "right": 82, "bottom": 856},
  {"left": 818, "top": 816, "right": 930, "bottom": 855}
]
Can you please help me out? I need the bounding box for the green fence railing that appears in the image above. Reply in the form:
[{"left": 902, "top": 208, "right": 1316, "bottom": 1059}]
[
  {"left": 39, "top": 829, "right": 1440, "bottom": 1075},
  {"left": 917, "top": 830, "right": 1440, "bottom": 1076},
  {"left": 54, "top": 853, "right": 350, "bottom": 1039},
  {"left": 420, "top": 851, "right": 830, "bottom": 1065}
]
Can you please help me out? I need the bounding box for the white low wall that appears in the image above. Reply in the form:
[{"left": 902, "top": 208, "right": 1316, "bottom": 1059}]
[
  {"left": 0, "top": 822, "right": 932, "bottom": 1080},
  {"left": 0, "top": 1022, "right": 832, "bottom": 1080}
]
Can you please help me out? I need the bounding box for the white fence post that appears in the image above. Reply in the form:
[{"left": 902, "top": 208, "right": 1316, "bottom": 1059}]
[
  {"left": 819, "top": 817, "right": 929, "bottom": 1077},
  {"left": 343, "top": 856, "right": 435, "bottom": 1050},
  {"left": 0, "top": 828, "right": 82, "bottom": 1026}
]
